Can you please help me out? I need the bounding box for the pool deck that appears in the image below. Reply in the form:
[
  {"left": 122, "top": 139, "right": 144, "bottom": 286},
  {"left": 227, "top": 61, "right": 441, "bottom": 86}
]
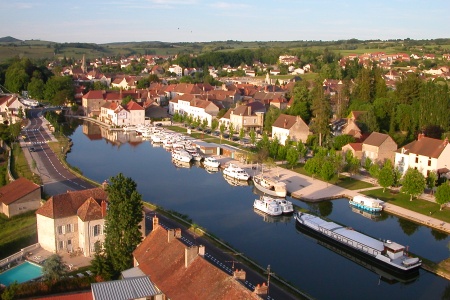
[{"left": 25, "top": 248, "right": 92, "bottom": 270}]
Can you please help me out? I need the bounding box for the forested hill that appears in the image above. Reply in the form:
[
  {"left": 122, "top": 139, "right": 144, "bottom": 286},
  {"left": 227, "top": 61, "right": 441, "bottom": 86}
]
[{"left": 0, "top": 36, "right": 21, "bottom": 43}]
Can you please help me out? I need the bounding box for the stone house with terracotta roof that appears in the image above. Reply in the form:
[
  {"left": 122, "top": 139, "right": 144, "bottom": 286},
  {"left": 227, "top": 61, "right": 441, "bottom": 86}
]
[
  {"left": 133, "top": 216, "right": 266, "bottom": 300},
  {"left": 36, "top": 187, "right": 109, "bottom": 257},
  {"left": 342, "top": 142, "right": 363, "bottom": 160},
  {"left": 362, "top": 132, "right": 397, "bottom": 164},
  {"left": 169, "top": 95, "right": 219, "bottom": 127},
  {"left": 272, "top": 114, "right": 311, "bottom": 145},
  {"left": 395, "top": 134, "right": 450, "bottom": 178},
  {"left": 0, "top": 94, "right": 24, "bottom": 124},
  {"left": 0, "top": 177, "right": 41, "bottom": 218},
  {"left": 100, "top": 100, "right": 145, "bottom": 126},
  {"left": 82, "top": 90, "right": 105, "bottom": 117},
  {"left": 220, "top": 103, "right": 265, "bottom": 133}
]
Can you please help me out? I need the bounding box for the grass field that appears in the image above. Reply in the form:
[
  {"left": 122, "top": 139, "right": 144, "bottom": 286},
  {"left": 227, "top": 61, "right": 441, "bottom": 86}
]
[
  {"left": 10, "top": 143, "right": 41, "bottom": 185},
  {"left": 0, "top": 210, "right": 38, "bottom": 258}
]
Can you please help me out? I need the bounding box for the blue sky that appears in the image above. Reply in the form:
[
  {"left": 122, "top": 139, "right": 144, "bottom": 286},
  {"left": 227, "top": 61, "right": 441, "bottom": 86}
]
[{"left": 1, "top": 0, "right": 449, "bottom": 44}]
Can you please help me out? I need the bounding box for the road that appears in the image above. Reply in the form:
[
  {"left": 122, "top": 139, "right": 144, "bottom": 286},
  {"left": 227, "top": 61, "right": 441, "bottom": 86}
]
[{"left": 21, "top": 108, "right": 95, "bottom": 196}]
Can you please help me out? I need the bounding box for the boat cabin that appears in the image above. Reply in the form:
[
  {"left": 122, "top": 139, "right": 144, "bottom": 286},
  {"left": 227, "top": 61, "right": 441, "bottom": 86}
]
[{"left": 383, "top": 241, "right": 405, "bottom": 260}]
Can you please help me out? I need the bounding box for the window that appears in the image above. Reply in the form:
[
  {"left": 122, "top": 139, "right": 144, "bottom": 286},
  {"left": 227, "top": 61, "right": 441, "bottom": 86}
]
[
  {"left": 415, "top": 156, "right": 419, "bottom": 163},
  {"left": 58, "top": 240, "right": 64, "bottom": 250},
  {"left": 428, "top": 159, "right": 431, "bottom": 167},
  {"left": 66, "top": 224, "right": 72, "bottom": 233},
  {"left": 93, "top": 224, "right": 101, "bottom": 237},
  {"left": 57, "top": 226, "right": 63, "bottom": 235}
]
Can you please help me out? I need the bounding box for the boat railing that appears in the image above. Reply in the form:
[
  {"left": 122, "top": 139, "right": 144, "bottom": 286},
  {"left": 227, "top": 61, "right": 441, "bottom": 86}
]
[{"left": 317, "top": 226, "right": 381, "bottom": 257}]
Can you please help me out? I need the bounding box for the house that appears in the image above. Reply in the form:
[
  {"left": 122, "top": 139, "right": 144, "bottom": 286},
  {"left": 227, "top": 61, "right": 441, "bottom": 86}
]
[
  {"left": 91, "top": 276, "right": 161, "bottom": 300},
  {"left": 36, "top": 187, "right": 109, "bottom": 257},
  {"left": 169, "top": 94, "right": 219, "bottom": 127},
  {"left": 341, "top": 119, "right": 363, "bottom": 140},
  {"left": 220, "top": 103, "right": 265, "bottom": 133},
  {"left": 0, "top": 94, "right": 24, "bottom": 124},
  {"left": 81, "top": 90, "right": 105, "bottom": 117},
  {"left": 132, "top": 216, "right": 265, "bottom": 300},
  {"left": 394, "top": 134, "right": 450, "bottom": 177},
  {"left": 0, "top": 177, "right": 41, "bottom": 218},
  {"left": 100, "top": 100, "right": 146, "bottom": 126},
  {"left": 272, "top": 114, "right": 311, "bottom": 145},
  {"left": 342, "top": 143, "right": 363, "bottom": 160},
  {"left": 361, "top": 132, "right": 397, "bottom": 164},
  {"left": 168, "top": 65, "right": 183, "bottom": 77}
]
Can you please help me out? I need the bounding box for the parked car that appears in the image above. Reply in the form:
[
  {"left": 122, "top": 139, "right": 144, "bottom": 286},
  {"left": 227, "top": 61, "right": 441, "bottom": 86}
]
[
  {"left": 232, "top": 136, "right": 240, "bottom": 141},
  {"left": 155, "top": 123, "right": 163, "bottom": 127},
  {"left": 212, "top": 131, "right": 220, "bottom": 136},
  {"left": 29, "top": 147, "right": 36, "bottom": 152}
]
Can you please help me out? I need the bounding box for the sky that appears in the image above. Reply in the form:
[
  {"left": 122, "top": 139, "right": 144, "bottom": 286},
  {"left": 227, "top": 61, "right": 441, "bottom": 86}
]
[{"left": 1, "top": 0, "right": 449, "bottom": 44}]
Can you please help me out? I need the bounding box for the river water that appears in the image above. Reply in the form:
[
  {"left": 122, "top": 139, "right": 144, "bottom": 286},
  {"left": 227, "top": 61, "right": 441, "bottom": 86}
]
[{"left": 67, "top": 122, "right": 450, "bottom": 299}]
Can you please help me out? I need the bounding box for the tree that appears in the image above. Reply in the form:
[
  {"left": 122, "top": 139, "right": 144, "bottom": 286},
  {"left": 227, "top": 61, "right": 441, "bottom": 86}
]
[
  {"left": 228, "top": 123, "right": 235, "bottom": 139},
  {"left": 121, "top": 95, "right": 133, "bottom": 106},
  {"left": 43, "top": 75, "right": 74, "bottom": 105},
  {"left": 332, "top": 134, "right": 355, "bottom": 150},
  {"left": 104, "top": 173, "right": 144, "bottom": 274},
  {"left": 435, "top": 183, "right": 450, "bottom": 210},
  {"left": 378, "top": 163, "right": 394, "bottom": 192},
  {"left": 211, "top": 119, "right": 219, "bottom": 132},
  {"left": 42, "top": 254, "right": 66, "bottom": 281},
  {"left": 286, "top": 146, "right": 299, "bottom": 169},
  {"left": 263, "top": 106, "right": 281, "bottom": 133},
  {"left": 249, "top": 128, "right": 256, "bottom": 145},
  {"left": 219, "top": 123, "right": 226, "bottom": 139},
  {"left": 426, "top": 171, "right": 438, "bottom": 194},
  {"left": 320, "top": 160, "right": 335, "bottom": 184},
  {"left": 90, "top": 241, "right": 114, "bottom": 281},
  {"left": 401, "top": 168, "right": 426, "bottom": 201},
  {"left": 27, "top": 77, "right": 45, "bottom": 100},
  {"left": 239, "top": 127, "right": 245, "bottom": 141},
  {"left": 1, "top": 282, "right": 18, "bottom": 300},
  {"left": 310, "top": 81, "right": 331, "bottom": 146}
]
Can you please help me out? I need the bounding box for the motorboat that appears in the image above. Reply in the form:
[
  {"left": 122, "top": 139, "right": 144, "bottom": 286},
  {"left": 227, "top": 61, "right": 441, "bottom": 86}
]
[
  {"left": 172, "top": 149, "right": 192, "bottom": 163},
  {"left": 252, "top": 173, "right": 287, "bottom": 198},
  {"left": 349, "top": 195, "right": 384, "bottom": 212},
  {"left": 253, "top": 196, "right": 282, "bottom": 216},
  {"left": 204, "top": 165, "right": 219, "bottom": 174},
  {"left": 223, "top": 174, "right": 249, "bottom": 186},
  {"left": 273, "top": 197, "right": 294, "bottom": 214},
  {"left": 203, "top": 156, "right": 220, "bottom": 168},
  {"left": 223, "top": 163, "right": 250, "bottom": 181}
]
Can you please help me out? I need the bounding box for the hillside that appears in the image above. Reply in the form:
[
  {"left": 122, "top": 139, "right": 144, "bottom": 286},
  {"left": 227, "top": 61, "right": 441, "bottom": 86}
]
[{"left": 0, "top": 36, "right": 22, "bottom": 43}]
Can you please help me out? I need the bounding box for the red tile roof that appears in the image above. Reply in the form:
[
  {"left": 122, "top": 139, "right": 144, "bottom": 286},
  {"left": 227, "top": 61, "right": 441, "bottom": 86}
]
[
  {"left": 363, "top": 132, "right": 394, "bottom": 147},
  {"left": 0, "top": 177, "right": 40, "bottom": 205},
  {"left": 134, "top": 226, "right": 259, "bottom": 300},
  {"left": 36, "top": 187, "right": 107, "bottom": 219},
  {"left": 77, "top": 197, "right": 103, "bottom": 221},
  {"left": 399, "top": 136, "right": 448, "bottom": 158},
  {"left": 32, "top": 291, "right": 93, "bottom": 300}
]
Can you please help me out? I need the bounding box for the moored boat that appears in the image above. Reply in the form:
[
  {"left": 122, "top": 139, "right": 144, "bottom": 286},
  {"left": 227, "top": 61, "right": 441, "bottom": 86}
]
[
  {"left": 223, "top": 163, "right": 250, "bottom": 181},
  {"left": 252, "top": 173, "right": 287, "bottom": 198},
  {"left": 349, "top": 195, "right": 384, "bottom": 212},
  {"left": 203, "top": 156, "right": 220, "bottom": 168},
  {"left": 294, "top": 212, "right": 421, "bottom": 274},
  {"left": 274, "top": 198, "right": 294, "bottom": 214},
  {"left": 253, "top": 196, "right": 282, "bottom": 216},
  {"left": 171, "top": 149, "right": 192, "bottom": 163}
]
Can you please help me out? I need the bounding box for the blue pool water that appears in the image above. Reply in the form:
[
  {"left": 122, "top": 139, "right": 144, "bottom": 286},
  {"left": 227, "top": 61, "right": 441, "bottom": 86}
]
[{"left": 0, "top": 261, "right": 43, "bottom": 286}]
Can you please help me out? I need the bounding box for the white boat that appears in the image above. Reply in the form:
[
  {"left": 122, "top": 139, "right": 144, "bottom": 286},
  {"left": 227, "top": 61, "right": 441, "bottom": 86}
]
[
  {"left": 253, "top": 196, "right": 282, "bottom": 216},
  {"left": 252, "top": 173, "right": 287, "bottom": 198},
  {"left": 123, "top": 125, "right": 137, "bottom": 132},
  {"left": 349, "top": 195, "right": 384, "bottom": 212},
  {"left": 223, "top": 174, "right": 249, "bottom": 186},
  {"left": 273, "top": 197, "right": 294, "bottom": 214},
  {"left": 203, "top": 157, "right": 220, "bottom": 168},
  {"left": 223, "top": 163, "right": 250, "bottom": 181},
  {"left": 294, "top": 212, "right": 421, "bottom": 274},
  {"left": 172, "top": 149, "right": 192, "bottom": 163},
  {"left": 172, "top": 158, "right": 191, "bottom": 169},
  {"left": 204, "top": 165, "right": 219, "bottom": 174}
]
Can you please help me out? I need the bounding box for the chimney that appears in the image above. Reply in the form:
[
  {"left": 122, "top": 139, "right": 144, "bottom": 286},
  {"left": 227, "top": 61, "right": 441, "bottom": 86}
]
[
  {"left": 233, "top": 269, "right": 246, "bottom": 280},
  {"left": 198, "top": 245, "right": 205, "bottom": 257},
  {"left": 418, "top": 133, "right": 425, "bottom": 141},
  {"left": 101, "top": 200, "right": 107, "bottom": 218},
  {"left": 168, "top": 229, "right": 176, "bottom": 243},
  {"left": 102, "top": 180, "right": 108, "bottom": 190},
  {"left": 283, "top": 119, "right": 287, "bottom": 128},
  {"left": 185, "top": 245, "right": 199, "bottom": 268},
  {"left": 175, "top": 228, "right": 182, "bottom": 238},
  {"left": 444, "top": 137, "right": 449, "bottom": 147},
  {"left": 152, "top": 216, "right": 159, "bottom": 229},
  {"left": 247, "top": 106, "right": 251, "bottom": 116},
  {"left": 253, "top": 283, "right": 268, "bottom": 297}
]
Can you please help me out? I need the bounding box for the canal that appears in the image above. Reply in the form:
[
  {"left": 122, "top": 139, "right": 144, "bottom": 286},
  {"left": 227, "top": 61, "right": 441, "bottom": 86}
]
[{"left": 67, "top": 122, "right": 450, "bottom": 299}]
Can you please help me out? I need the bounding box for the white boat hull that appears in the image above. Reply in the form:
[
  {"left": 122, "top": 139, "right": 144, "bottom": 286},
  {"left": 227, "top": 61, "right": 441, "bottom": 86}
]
[{"left": 253, "top": 175, "right": 287, "bottom": 198}]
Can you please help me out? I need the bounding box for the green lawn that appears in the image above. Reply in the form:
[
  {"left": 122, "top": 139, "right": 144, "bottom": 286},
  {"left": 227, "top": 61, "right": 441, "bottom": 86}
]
[
  {"left": 0, "top": 211, "right": 38, "bottom": 258},
  {"left": 361, "top": 188, "right": 450, "bottom": 223},
  {"left": 331, "top": 175, "right": 374, "bottom": 190},
  {"left": 11, "top": 143, "right": 41, "bottom": 185}
]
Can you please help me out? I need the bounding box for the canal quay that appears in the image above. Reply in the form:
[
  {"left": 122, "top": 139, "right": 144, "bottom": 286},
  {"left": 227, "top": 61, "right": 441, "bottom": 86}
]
[{"left": 58, "top": 121, "right": 450, "bottom": 300}]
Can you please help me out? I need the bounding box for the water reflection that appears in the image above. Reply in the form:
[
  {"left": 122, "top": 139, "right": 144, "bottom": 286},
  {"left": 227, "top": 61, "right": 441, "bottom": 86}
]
[
  {"left": 295, "top": 222, "right": 420, "bottom": 285},
  {"left": 223, "top": 174, "right": 249, "bottom": 186},
  {"left": 350, "top": 207, "right": 383, "bottom": 221},
  {"left": 253, "top": 208, "right": 293, "bottom": 224}
]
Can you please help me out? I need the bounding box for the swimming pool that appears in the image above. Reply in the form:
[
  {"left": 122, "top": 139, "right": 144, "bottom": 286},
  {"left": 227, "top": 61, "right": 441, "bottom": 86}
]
[{"left": 0, "top": 261, "right": 43, "bottom": 286}]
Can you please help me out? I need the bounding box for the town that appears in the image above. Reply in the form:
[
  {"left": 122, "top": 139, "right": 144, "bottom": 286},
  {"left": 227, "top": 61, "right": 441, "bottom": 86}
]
[{"left": 0, "top": 37, "right": 450, "bottom": 299}]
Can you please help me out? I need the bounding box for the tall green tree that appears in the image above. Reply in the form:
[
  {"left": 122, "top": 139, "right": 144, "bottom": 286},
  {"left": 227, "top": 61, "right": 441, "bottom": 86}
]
[
  {"left": 378, "top": 162, "right": 394, "bottom": 192},
  {"left": 43, "top": 75, "right": 74, "bottom": 105},
  {"left": 104, "top": 173, "right": 144, "bottom": 274},
  {"left": 435, "top": 183, "right": 450, "bottom": 211},
  {"left": 27, "top": 77, "right": 45, "bottom": 100},
  {"left": 320, "top": 160, "right": 335, "bottom": 184},
  {"left": 286, "top": 146, "right": 299, "bottom": 169},
  {"left": 401, "top": 168, "right": 426, "bottom": 201},
  {"left": 264, "top": 106, "right": 281, "bottom": 133},
  {"left": 310, "top": 81, "right": 331, "bottom": 146}
]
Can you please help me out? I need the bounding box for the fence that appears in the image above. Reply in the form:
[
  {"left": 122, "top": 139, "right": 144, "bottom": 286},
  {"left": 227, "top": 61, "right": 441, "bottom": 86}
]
[{"left": 0, "top": 243, "right": 40, "bottom": 269}]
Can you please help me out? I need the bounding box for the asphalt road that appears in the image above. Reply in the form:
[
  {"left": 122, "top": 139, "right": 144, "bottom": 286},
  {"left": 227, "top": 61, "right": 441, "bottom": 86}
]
[{"left": 21, "top": 108, "right": 95, "bottom": 196}]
